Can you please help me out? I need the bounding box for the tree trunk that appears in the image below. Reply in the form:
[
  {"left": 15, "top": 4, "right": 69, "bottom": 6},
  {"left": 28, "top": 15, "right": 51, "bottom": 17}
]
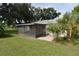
[{"left": 67, "top": 28, "right": 72, "bottom": 41}]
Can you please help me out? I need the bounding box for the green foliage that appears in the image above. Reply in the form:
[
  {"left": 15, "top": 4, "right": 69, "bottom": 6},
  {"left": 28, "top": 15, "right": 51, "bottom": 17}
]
[
  {"left": 0, "top": 3, "right": 61, "bottom": 26},
  {"left": 72, "top": 5, "right": 79, "bottom": 14},
  {"left": 0, "top": 3, "right": 33, "bottom": 25},
  {"left": 40, "top": 8, "right": 61, "bottom": 20},
  {"left": 0, "top": 22, "right": 5, "bottom": 36},
  {"left": 71, "top": 5, "right": 79, "bottom": 38},
  {"left": 48, "top": 23, "right": 61, "bottom": 33},
  {"left": 48, "top": 12, "right": 79, "bottom": 41}
]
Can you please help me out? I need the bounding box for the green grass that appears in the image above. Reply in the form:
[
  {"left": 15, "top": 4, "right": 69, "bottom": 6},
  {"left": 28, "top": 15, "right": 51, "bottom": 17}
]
[
  {"left": 0, "top": 28, "right": 79, "bottom": 56},
  {"left": 0, "top": 34, "right": 79, "bottom": 56}
]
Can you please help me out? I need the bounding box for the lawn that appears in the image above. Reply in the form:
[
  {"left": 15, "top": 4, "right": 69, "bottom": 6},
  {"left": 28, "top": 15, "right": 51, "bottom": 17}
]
[{"left": 0, "top": 28, "right": 79, "bottom": 56}]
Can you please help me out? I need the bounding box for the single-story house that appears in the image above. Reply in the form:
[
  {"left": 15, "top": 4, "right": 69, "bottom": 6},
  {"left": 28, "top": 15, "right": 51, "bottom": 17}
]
[
  {"left": 16, "top": 22, "right": 46, "bottom": 37},
  {"left": 16, "top": 16, "right": 62, "bottom": 38}
]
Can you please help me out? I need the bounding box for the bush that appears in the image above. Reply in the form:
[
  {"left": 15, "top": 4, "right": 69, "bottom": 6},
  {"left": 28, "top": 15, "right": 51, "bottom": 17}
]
[{"left": 0, "top": 23, "right": 5, "bottom": 37}]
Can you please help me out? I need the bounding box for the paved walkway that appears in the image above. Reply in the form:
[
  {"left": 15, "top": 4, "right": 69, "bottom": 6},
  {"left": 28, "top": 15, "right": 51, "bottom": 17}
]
[{"left": 37, "top": 33, "right": 54, "bottom": 42}]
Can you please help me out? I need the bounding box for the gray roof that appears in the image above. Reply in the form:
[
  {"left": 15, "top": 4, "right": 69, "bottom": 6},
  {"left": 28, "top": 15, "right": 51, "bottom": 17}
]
[
  {"left": 35, "top": 19, "right": 57, "bottom": 24},
  {"left": 16, "top": 23, "right": 35, "bottom": 26},
  {"left": 16, "top": 20, "right": 57, "bottom": 26},
  {"left": 35, "top": 15, "right": 63, "bottom": 24},
  {"left": 16, "top": 16, "right": 61, "bottom": 26}
]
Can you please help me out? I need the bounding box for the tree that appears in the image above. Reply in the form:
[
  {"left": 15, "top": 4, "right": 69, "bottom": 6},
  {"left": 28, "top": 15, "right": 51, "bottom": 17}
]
[
  {"left": 14, "top": 3, "right": 35, "bottom": 23},
  {"left": 72, "top": 5, "right": 79, "bottom": 14},
  {"left": 0, "top": 3, "right": 61, "bottom": 26},
  {"left": 58, "top": 12, "right": 77, "bottom": 41},
  {"left": 48, "top": 12, "right": 79, "bottom": 41},
  {"left": 48, "top": 23, "right": 62, "bottom": 39},
  {"left": 0, "top": 18, "right": 5, "bottom": 36},
  {"left": 41, "top": 8, "right": 61, "bottom": 20},
  {"left": 72, "top": 5, "right": 79, "bottom": 38},
  {"left": 0, "top": 3, "right": 34, "bottom": 25},
  {"left": 32, "top": 7, "right": 61, "bottom": 20}
]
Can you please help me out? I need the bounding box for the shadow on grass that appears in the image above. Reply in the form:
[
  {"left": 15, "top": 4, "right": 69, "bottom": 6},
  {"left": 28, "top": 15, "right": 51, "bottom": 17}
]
[
  {"left": 0, "top": 33, "right": 13, "bottom": 38},
  {"left": 72, "top": 38, "right": 79, "bottom": 45},
  {"left": 54, "top": 37, "right": 79, "bottom": 45},
  {"left": 0, "top": 29, "right": 17, "bottom": 38}
]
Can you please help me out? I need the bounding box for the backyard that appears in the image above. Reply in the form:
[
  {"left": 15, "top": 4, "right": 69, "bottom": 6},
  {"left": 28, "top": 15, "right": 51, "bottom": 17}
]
[
  {"left": 0, "top": 28, "right": 79, "bottom": 56},
  {"left": 1, "top": 3, "right": 79, "bottom": 56}
]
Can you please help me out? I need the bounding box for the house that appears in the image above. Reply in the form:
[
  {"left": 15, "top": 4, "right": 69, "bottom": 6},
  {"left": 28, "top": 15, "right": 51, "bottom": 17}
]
[
  {"left": 16, "top": 22, "right": 46, "bottom": 38},
  {"left": 16, "top": 15, "right": 62, "bottom": 38}
]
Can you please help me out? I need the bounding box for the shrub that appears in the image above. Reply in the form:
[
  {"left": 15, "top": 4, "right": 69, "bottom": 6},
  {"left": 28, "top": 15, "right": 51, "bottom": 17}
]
[{"left": 0, "top": 22, "right": 5, "bottom": 37}]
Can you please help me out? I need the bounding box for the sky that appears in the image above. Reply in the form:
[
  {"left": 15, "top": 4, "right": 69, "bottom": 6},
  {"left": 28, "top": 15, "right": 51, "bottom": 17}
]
[{"left": 32, "top": 3, "right": 79, "bottom": 14}]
